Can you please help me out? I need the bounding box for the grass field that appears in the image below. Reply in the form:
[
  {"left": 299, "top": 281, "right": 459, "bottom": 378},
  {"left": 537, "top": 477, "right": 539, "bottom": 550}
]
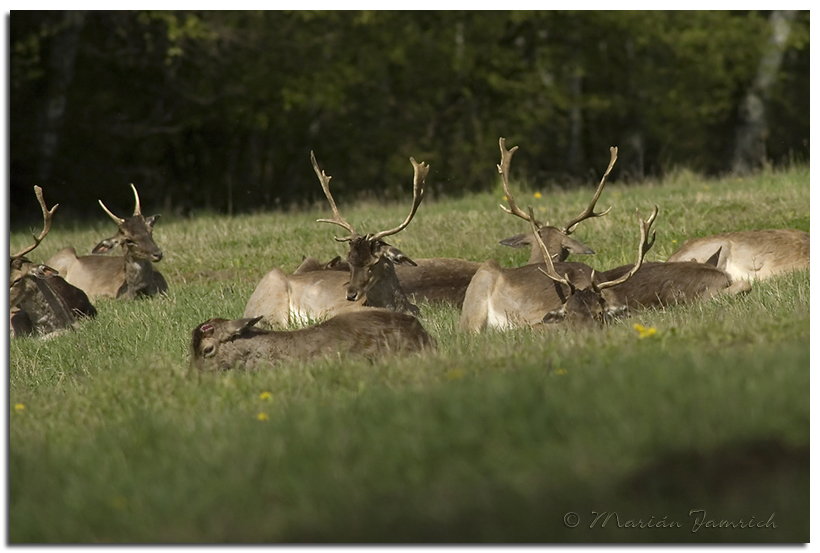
[{"left": 7, "top": 165, "right": 810, "bottom": 543}]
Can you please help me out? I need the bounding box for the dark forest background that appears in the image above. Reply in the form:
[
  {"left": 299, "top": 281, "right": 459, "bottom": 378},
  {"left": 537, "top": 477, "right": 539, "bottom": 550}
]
[{"left": 9, "top": 11, "right": 810, "bottom": 222}]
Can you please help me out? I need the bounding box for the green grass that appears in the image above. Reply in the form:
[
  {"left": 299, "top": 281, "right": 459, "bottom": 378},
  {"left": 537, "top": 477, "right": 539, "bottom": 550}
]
[{"left": 8, "top": 166, "right": 810, "bottom": 543}]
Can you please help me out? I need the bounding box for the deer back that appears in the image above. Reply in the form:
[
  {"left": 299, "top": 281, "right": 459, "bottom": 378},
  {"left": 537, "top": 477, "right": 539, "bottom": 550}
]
[
  {"left": 601, "top": 261, "right": 749, "bottom": 309},
  {"left": 191, "top": 309, "right": 435, "bottom": 371},
  {"left": 667, "top": 229, "right": 809, "bottom": 281},
  {"left": 460, "top": 260, "right": 603, "bottom": 331},
  {"left": 394, "top": 257, "right": 481, "bottom": 307}
]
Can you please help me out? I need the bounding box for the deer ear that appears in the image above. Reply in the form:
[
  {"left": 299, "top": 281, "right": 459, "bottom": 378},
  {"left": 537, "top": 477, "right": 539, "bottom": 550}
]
[
  {"left": 542, "top": 308, "right": 567, "bottom": 324},
  {"left": 376, "top": 242, "right": 417, "bottom": 266},
  {"left": 704, "top": 247, "right": 722, "bottom": 268},
  {"left": 326, "top": 255, "right": 343, "bottom": 268},
  {"left": 92, "top": 236, "right": 122, "bottom": 254},
  {"left": 561, "top": 234, "right": 595, "bottom": 255},
  {"left": 34, "top": 264, "right": 59, "bottom": 279},
  {"left": 226, "top": 317, "right": 263, "bottom": 337},
  {"left": 145, "top": 214, "right": 161, "bottom": 228},
  {"left": 499, "top": 233, "right": 530, "bottom": 248}
]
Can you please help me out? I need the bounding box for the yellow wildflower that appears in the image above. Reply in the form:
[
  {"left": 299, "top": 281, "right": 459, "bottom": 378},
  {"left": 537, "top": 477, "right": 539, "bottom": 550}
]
[
  {"left": 259, "top": 391, "right": 273, "bottom": 401},
  {"left": 633, "top": 324, "right": 657, "bottom": 339},
  {"left": 534, "top": 191, "right": 542, "bottom": 199},
  {"left": 257, "top": 412, "right": 269, "bottom": 421},
  {"left": 555, "top": 368, "right": 568, "bottom": 376},
  {"left": 111, "top": 496, "right": 127, "bottom": 510},
  {"left": 445, "top": 368, "right": 465, "bottom": 381},
  {"left": 14, "top": 403, "right": 24, "bottom": 412}
]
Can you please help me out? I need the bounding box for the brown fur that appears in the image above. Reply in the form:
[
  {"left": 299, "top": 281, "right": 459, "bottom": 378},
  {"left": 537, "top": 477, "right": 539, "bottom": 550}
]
[
  {"left": 191, "top": 309, "right": 436, "bottom": 371},
  {"left": 667, "top": 229, "right": 809, "bottom": 281},
  {"left": 601, "top": 261, "right": 751, "bottom": 309}
]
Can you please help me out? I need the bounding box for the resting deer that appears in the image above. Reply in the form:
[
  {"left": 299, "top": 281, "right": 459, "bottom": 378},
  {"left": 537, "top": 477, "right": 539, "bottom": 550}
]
[
  {"left": 46, "top": 184, "right": 168, "bottom": 299},
  {"left": 10, "top": 186, "right": 96, "bottom": 337},
  {"left": 666, "top": 229, "right": 809, "bottom": 282},
  {"left": 461, "top": 205, "right": 657, "bottom": 331},
  {"left": 602, "top": 250, "right": 752, "bottom": 309},
  {"left": 244, "top": 152, "right": 425, "bottom": 326},
  {"left": 497, "top": 137, "right": 614, "bottom": 264},
  {"left": 191, "top": 309, "right": 436, "bottom": 372}
]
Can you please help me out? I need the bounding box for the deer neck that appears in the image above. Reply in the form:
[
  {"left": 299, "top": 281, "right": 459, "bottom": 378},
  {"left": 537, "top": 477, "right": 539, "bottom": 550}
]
[
  {"left": 120, "top": 249, "right": 156, "bottom": 298},
  {"left": 20, "top": 279, "right": 77, "bottom": 334},
  {"left": 363, "top": 258, "right": 419, "bottom": 315}
]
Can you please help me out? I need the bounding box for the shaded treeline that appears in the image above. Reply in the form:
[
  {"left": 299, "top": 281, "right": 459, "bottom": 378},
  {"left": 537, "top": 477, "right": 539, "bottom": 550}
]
[{"left": 10, "top": 11, "right": 809, "bottom": 222}]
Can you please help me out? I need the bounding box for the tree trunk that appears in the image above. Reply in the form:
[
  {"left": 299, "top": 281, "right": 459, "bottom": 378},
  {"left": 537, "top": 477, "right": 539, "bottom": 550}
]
[
  {"left": 732, "top": 10, "right": 797, "bottom": 175},
  {"left": 36, "top": 10, "right": 86, "bottom": 184}
]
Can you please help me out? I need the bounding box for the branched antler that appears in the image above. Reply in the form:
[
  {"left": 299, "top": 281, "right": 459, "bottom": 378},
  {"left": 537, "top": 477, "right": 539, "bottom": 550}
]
[
  {"left": 595, "top": 205, "right": 658, "bottom": 291},
  {"left": 369, "top": 157, "right": 428, "bottom": 241},
  {"left": 12, "top": 186, "right": 58, "bottom": 260},
  {"left": 562, "top": 147, "right": 616, "bottom": 234},
  {"left": 498, "top": 137, "right": 545, "bottom": 228},
  {"left": 312, "top": 151, "right": 358, "bottom": 242},
  {"left": 529, "top": 206, "right": 574, "bottom": 291}
]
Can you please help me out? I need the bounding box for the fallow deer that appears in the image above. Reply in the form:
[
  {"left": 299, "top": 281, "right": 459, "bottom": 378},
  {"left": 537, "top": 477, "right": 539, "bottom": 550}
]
[
  {"left": 10, "top": 186, "right": 96, "bottom": 337},
  {"left": 497, "top": 137, "right": 615, "bottom": 264},
  {"left": 46, "top": 184, "right": 168, "bottom": 299},
  {"left": 666, "top": 229, "right": 809, "bottom": 282},
  {"left": 602, "top": 252, "right": 752, "bottom": 309},
  {"left": 191, "top": 308, "right": 436, "bottom": 372},
  {"left": 460, "top": 205, "right": 657, "bottom": 331},
  {"left": 243, "top": 152, "right": 425, "bottom": 326}
]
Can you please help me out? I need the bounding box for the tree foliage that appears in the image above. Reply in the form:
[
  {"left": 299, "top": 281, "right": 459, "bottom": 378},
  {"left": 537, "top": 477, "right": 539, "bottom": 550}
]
[{"left": 10, "top": 10, "right": 810, "bottom": 219}]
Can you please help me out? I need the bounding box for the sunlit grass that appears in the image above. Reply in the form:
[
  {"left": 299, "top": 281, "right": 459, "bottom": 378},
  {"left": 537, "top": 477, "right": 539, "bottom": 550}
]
[{"left": 8, "top": 165, "right": 809, "bottom": 542}]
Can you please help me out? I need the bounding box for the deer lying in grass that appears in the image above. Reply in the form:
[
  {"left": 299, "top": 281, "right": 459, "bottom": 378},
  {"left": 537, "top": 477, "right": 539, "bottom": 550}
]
[
  {"left": 10, "top": 187, "right": 96, "bottom": 337},
  {"left": 666, "top": 229, "right": 809, "bottom": 282},
  {"left": 46, "top": 184, "right": 168, "bottom": 300},
  {"left": 244, "top": 152, "right": 425, "bottom": 326},
  {"left": 497, "top": 137, "right": 614, "bottom": 264},
  {"left": 191, "top": 309, "right": 436, "bottom": 371},
  {"left": 602, "top": 251, "right": 751, "bottom": 309},
  {"left": 461, "top": 205, "right": 657, "bottom": 331}
]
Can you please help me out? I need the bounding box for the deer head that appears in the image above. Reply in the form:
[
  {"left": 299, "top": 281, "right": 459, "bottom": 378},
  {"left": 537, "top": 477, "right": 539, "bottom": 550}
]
[
  {"left": 93, "top": 184, "right": 163, "bottom": 263},
  {"left": 10, "top": 186, "right": 59, "bottom": 308},
  {"left": 498, "top": 137, "right": 615, "bottom": 263},
  {"left": 532, "top": 204, "right": 658, "bottom": 325},
  {"left": 311, "top": 151, "right": 426, "bottom": 305}
]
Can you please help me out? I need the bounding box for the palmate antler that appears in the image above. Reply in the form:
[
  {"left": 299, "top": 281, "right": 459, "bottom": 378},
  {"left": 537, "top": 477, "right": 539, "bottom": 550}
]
[
  {"left": 369, "top": 157, "right": 428, "bottom": 242},
  {"left": 594, "top": 205, "right": 658, "bottom": 291},
  {"left": 312, "top": 151, "right": 428, "bottom": 243},
  {"left": 498, "top": 137, "right": 614, "bottom": 234},
  {"left": 312, "top": 151, "right": 358, "bottom": 242},
  {"left": 12, "top": 186, "right": 58, "bottom": 261}
]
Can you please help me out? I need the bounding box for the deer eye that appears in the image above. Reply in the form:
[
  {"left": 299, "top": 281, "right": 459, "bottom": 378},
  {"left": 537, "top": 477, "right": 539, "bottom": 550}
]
[
  {"left": 203, "top": 345, "right": 216, "bottom": 357},
  {"left": 11, "top": 277, "right": 22, "bottom": 286}
]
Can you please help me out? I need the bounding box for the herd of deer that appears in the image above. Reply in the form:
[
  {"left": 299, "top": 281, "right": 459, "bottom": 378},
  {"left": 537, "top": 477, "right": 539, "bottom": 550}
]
[{"left": 10, "top": 138, "right": 810, "bottom": 372}]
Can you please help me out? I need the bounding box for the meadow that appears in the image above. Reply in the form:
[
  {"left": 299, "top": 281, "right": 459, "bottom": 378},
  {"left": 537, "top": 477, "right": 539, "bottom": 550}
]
[{"left": 8, "top": 165, "right": 810, "bottom": 542}]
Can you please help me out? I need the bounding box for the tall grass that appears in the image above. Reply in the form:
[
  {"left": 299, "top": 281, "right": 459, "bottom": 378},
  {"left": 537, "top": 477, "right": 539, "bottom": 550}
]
[{"left": 8, "top": 166, "right": 809, "bottom": 542}]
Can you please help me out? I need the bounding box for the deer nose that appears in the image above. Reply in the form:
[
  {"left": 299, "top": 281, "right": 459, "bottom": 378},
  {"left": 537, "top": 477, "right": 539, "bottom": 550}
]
[
  {"left": 346, "top": 290, "right": 359, "bottom": 301},
  {"left": 152, "top": 250, "right": 163, "bottom": 262}
]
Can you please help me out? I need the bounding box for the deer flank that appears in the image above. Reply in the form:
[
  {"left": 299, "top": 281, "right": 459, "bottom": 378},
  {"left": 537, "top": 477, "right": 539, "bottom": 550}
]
[
  {"left": 191, "top": 309, "right": 436, "bottom": 372},
  {"left": 667, "top": 229, "right": 809, "bottom": 281}
]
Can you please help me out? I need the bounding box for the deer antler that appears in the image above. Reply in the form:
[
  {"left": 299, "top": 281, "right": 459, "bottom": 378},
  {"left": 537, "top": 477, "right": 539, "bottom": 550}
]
[
  {"left": 312, "top": 151, "right": 358, "bottom": 242},
  {"left": 595, "top": 205, "right": 658, "bottom": 291},
  {"left": 529, "top": 206, "right": 574, "bottom": 291},
  {"left": 369, "top": 157, "right": 428, "bottom": 242},
  {"left": 562, "top": 147, "right": 616, "bottom": 234},
  {"left": 12, "top": 186, "right": 58, "bottom": 260},
  {"left": 498, "top": 137, "right": 545, "bottom": 228},
  {"left": 130, "top": 183, "right": 142, "bottom": 217}
]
